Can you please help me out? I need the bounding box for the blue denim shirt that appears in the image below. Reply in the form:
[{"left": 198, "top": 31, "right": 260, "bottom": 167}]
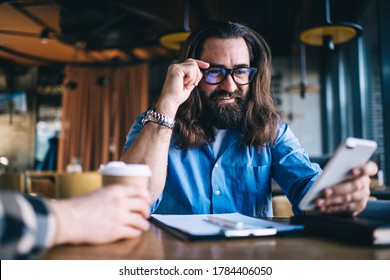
[{"left": 124, "top": 113, "right": 322, "bottom": 217}]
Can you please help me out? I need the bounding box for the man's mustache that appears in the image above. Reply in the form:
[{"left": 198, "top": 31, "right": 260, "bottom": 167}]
[{"left": 208, "top": 90, "right": 243, "bottom": 102}]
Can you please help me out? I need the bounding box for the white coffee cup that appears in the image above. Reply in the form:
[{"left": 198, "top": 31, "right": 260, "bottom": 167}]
[{"left": 99, "top": 161, "right": 151, "bottom": 188}]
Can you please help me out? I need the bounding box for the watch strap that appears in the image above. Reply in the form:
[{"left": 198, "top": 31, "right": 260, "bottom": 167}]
[{"left": 141, "top": 107, "right": 175, "bottom": 129}]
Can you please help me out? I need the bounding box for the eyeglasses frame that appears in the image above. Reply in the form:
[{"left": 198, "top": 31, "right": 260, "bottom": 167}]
[{"left": 202, "top": 66, "right": 258, "bottom": 85}]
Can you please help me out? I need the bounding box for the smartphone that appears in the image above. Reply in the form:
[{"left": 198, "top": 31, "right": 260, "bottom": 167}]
[{"left": 298, "top": 137, "right": 377, "bottom": 211}]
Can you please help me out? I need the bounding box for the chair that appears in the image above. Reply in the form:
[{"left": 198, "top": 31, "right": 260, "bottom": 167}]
[
  {"left": 57, "top": 172, "right": 102, "bottom": 199},
  {"left": 272, "top": 195, "right": 294, "bottom": 217},
  {"left": 0, "top": 172, "right": 25, "bottom": 193},
  {"left": 25, "top": 171, "right": 58, "bottom": 198}
]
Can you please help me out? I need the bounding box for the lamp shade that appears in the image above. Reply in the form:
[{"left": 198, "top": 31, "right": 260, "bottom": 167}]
[
  {"left": 300, "top": 22, "right": 363, "bottom": 48},
  {"left": 159, "top": 31, "right": 190, "bottom": 51},
  {"left": 286, "top": 83, "right": 320, "bottom": 94},
  {"left": 299, "top": 0, "right": 363, "bottom": 50},
  {"left": 159, "top": 0, "right": 190, "bottom": 51}
]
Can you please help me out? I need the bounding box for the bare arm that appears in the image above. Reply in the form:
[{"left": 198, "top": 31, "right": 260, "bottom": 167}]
[
  {"left": 121, "top": 59, "right": 209, "bottom": 203},
  {"left": 49, "top": 184, "right": 150, "bottom": 245},
  {"left": 121, "top": 121, "right": 172, "bottom": 202}
]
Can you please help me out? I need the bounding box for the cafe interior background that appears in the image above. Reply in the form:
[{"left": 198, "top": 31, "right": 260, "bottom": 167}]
[{"left": 0, "top": 0, "right": 389, "bottom": 188}]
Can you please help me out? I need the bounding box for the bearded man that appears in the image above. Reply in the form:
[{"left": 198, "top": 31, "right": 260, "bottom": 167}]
[{"left": 122, "top": 20, "right": 376, "bottom": 217}]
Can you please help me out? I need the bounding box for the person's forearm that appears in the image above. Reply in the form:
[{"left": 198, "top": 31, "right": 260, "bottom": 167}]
[
  {"left": 48, "top": 199, "right": 76, "bottom": 245},
  {"left": 121, "top": 121, "right": 173, "bottom": 202}
]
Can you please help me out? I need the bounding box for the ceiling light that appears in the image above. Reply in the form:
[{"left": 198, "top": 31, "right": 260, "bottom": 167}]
[
  {"left": 97, "top": 76, "right": 109, "bottom": 87},
  {"left": 286, "top": 44, "right": 320, "bottom": 98},
  {"left": 159, "top": 32, "right": 191, "bottom": 51},
  {"left": 65, "top": 80, "right": 78, "bottom": 90},
  {"left": 40, "top": 28, "right": 53, "bottom": 44},
  {"left": 159, "top": 0, "right": 191, "bottom": 51},
  {"left": 299, "top": 0, "right": 363, "bottom": 50}
]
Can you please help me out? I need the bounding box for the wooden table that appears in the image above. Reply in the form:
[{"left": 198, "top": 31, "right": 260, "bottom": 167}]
[{"left": 38, "top": 222, "right": 390, "bottom": 260}]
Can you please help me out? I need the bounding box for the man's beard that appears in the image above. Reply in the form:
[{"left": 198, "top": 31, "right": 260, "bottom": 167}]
[{"left": 199, "top": 89, "right": 247, "bottom": 129}]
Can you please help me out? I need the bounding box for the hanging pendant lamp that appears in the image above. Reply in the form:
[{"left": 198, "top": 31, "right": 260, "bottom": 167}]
[
  {"left": 159, "top": 0, "right": 191, "bottom": 51},
  {"left": 299, "top": 0, "right": 363, "bottom": 50},
  {"left": 286, "top": 43, "right": 320, "bottom": 98}
]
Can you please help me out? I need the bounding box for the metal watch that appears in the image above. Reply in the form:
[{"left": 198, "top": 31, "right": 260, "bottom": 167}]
[{"left": 141, "top": 107, "right": 175, "bottom": 129}]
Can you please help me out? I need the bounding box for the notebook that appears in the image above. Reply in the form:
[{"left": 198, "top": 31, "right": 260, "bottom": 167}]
[
  {"left": 150, "top": 212, "right": 304, "bottom": 241},
  {"left": 291, "top": 214, "right": 390, "bottom": 246}
]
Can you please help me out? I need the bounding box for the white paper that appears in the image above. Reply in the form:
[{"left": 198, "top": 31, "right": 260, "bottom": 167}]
[{"left": 151, "top": 212, "right": 303, "bottom": 236}]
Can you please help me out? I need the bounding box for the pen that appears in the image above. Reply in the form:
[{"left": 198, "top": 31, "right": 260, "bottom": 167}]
[{"left": 206, "top": 216, "right": 244, "bottom": 229}]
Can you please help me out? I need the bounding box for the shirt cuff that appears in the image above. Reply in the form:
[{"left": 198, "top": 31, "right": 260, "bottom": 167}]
[{"left": 22, "top": 195, "right": 57, "bottom": 251}]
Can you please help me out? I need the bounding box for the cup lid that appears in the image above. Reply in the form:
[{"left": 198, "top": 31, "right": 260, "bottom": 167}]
[{"left": 99, "top": 161, "right": 151, "bottom": 176}]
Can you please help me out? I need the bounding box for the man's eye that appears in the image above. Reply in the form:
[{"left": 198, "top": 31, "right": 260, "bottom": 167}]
[
  {"left": 208, "top": 68, "right": 224, "bottom": 74},
  {"left": 235, "top": 68, "right": 248, "bottom": 75}
]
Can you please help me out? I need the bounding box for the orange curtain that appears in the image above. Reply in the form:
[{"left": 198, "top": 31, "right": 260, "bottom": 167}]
[{"left": 57, "top": 64, "right": 149, "bottom": 171}]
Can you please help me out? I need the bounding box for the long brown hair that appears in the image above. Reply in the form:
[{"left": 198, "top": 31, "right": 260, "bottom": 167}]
[{"left": 174, "top": 20, "right": 278, "bottom": 150}]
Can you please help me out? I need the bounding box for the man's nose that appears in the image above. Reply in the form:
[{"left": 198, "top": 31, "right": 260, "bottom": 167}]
[{"left": 219, "top": 74, "right": 237, "bottom": 92}]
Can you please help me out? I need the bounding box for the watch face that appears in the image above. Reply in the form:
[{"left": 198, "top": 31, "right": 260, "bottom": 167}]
[{"left": 142, "top": 108, "right": 155, "bottom": 125}]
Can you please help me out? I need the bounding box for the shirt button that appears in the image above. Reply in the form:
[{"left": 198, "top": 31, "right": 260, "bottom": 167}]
[
  {"left": 215, "top": 190, "right": 221, "bottom": 196},
  {"left": 215, "top": 163, "right": 219, "bottom": 168}
]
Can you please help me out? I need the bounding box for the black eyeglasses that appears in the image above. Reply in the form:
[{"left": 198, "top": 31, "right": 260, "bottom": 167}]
[{"left": 202, "top": 66, "right": 257, "bottom": 85}]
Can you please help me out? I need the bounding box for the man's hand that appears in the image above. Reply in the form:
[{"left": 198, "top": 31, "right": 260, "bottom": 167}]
[
  {"left": 156, "top": 59, "right": 209, "bottom": 118},
  {"left": 315, "top": 161, "right": 378, "bottom": 216}
]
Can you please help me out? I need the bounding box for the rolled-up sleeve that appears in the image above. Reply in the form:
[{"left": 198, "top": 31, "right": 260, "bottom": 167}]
[
  {"left": 271, "top": 122, "right": 322, "bottom": 214},
  {"left": 123, "top": 113, "right": 146, "bottom": 153}
]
